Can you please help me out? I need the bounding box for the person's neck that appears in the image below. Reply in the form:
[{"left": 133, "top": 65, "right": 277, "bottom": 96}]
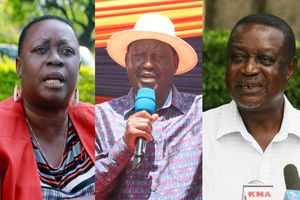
[
  {"left": 238, "top": 98, "right": 284, "bottom": 151},
  {"left": 156, "top": 87, "right": 172, "bottom": 110},
  {"left": 23, "top": 99, "right": 69, "bottom": 141}
]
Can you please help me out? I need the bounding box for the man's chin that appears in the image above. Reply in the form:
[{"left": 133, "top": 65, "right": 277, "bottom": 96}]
[
  {"left": 234, "top": 98, "right": 264, "bottom": 111},
  {"left": 137, "top": 82, "right": 158, "bottom": 90},
  {"left": 232, "top": 95, "right": 265, "bottom": 110}
]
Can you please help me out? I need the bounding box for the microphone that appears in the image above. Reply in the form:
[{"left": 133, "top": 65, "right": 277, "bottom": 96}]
[
  {"left": 284, "top": 164, "right": 300, "bottom": 200},
  {"left": 242, "top": 180, "right": 273, "bottom": 199},
  {"left": 132, "top": 88, "right": 156, "bottom": 169}
]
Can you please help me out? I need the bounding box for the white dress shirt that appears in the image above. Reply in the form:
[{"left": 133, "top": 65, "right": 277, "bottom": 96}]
[{"left": 203, "top": 96, "right": 300, "bottom": 200}]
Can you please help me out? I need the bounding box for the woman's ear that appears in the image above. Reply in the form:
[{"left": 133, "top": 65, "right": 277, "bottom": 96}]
[{"left": 16, "top": 57, "right": 22, "bottom": 77}]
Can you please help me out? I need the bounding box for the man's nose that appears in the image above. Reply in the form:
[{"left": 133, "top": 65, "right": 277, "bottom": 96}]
[
  {"left": 46, "top": 50, "right": 63, "bottom": 67},
  {"left": 241, "top": 57, "right": 259, "bottom": 76},
  {"left": 142, "top": 52, "right": 154, "bottom": 69}
]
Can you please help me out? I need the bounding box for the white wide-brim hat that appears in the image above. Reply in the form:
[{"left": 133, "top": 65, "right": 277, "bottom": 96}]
[{"left": 107, "top": 13, "right": 198, "bottom": 75}]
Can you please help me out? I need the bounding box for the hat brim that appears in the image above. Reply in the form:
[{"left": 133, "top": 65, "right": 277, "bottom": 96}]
[{"left": 107, "top": 30, "right": 198, "bottom": 75}]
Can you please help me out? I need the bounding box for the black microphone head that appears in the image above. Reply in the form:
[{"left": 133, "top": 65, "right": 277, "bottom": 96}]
[{"left": 284, "top": 164, "right": 300, "bottom": 190}]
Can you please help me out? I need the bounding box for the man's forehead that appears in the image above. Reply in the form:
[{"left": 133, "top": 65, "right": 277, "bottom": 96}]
[
  {"left": 233, "top": 23, "right": 284, "bottom": 38},
  {"left": 129, "top": 39, "right": 172, "bottom": 49},
  {"left": 229, "top": 23, "right": 285, "bottom": 47},
  {"left": 127, "top": 39, "right": 178, "bottom": 57}
]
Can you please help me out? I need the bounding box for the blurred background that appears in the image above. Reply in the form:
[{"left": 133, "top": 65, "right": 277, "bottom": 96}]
[
  {"left": 0, "top": 0, "right": 95, "bottom": 104},
  {"left": 203, "top": 0, "right": 300, "bottom": 110}
]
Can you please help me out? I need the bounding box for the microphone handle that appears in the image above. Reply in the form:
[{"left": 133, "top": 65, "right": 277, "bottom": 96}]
[
  {"left": 135, "top": 137, "right": 146, "bottom": 156},
  {"left": 132, "top": 137, "right": 146, "bottom": 169}
]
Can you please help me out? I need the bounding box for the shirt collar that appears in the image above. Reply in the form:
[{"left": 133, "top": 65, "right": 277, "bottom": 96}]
[
  {"left": 123, "top": 85, "right": 188, "bottom": 117},
  {"left": 170, "top": 85, "right": 189, "bottom": 114},
  {"left": 123, "top": 88, "right": 135, "bottom": 117},
  {"left": 216, "top": 95, "right": 300, "bottom": 141},
  {"left": 216, "top": 100, "right": 248, "bottom": 140},
  {"left": 274, "top": 95, "right": 300, "bottom": 141}
]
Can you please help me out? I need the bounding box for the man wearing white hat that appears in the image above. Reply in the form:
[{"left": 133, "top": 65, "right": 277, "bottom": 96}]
[{"left": 95, "top": 13, "right": 202, "bottom": 199}]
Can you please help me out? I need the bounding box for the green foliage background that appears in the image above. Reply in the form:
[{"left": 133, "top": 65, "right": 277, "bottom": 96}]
[
  {"left": 0, "top": 0, "right": 94, "bottom": 49},
  {"left": 0, "top": 56, "right": 95, "bottom": 104},
  {"left": 0, "top": 0, "right": 95, "bottom": 104},
  {"left": 203, "top": 30, "right": 300, "bottom": 111}
]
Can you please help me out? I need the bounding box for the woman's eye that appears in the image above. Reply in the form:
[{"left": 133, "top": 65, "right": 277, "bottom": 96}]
[
  {"left": 34, "top": 46, "right": 48, "bottom": 54},
  {"left": 61, "top": 47, "right": 75, "bottom": 56}
]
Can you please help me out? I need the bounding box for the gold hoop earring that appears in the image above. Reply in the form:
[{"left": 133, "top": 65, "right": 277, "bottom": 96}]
[
  {"left": 13, "top": 78, "right": 21, "bottom": 102},
  {"left": 72, "top": 88, "right": 79, "bottom": 106}
]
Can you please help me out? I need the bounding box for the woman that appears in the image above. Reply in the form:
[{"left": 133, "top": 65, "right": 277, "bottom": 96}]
[{"left": 0, "top": 16, "right": 94, "bottom": 199}]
